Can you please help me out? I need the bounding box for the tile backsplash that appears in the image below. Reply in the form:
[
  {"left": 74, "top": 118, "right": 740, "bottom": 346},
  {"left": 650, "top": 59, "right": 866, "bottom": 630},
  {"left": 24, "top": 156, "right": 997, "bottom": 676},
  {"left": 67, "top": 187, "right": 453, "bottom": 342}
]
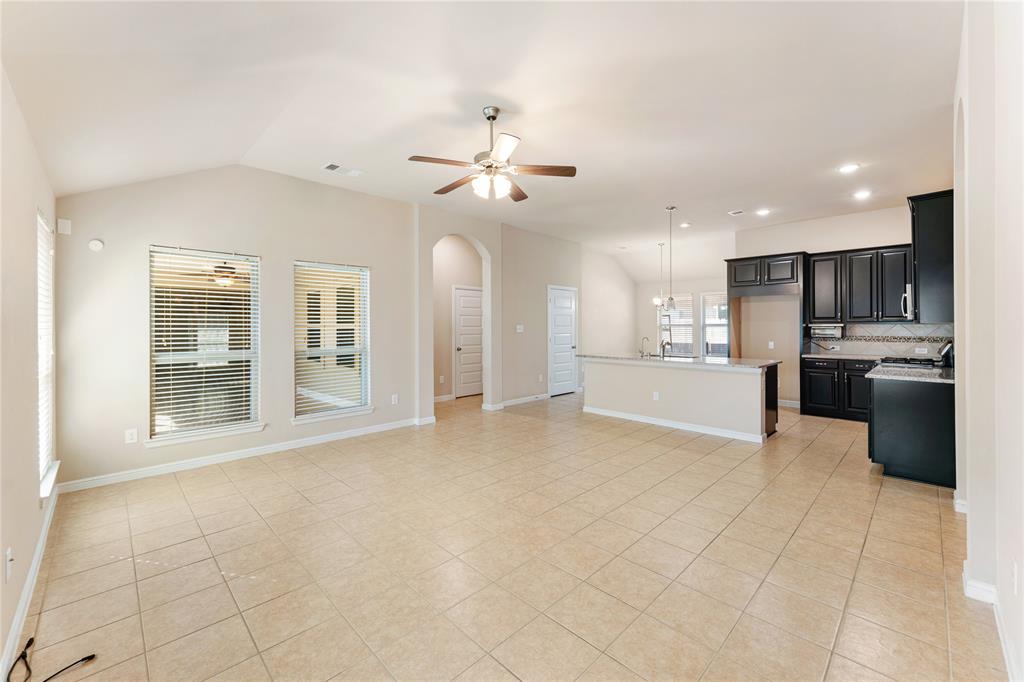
[{"left": 807, "top": 323, "right": 954, "bottom": 358}]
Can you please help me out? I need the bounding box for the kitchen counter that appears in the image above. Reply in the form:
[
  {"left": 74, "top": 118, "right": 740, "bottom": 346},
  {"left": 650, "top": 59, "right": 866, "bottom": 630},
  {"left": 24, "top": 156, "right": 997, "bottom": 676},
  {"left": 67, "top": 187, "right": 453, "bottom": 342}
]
[
  {"left": 578, "top": 355, "right": 779, "bottom": 442},
  {"left": 866, "top": 366, "right": 955, "bottom": 384},
  {"left": 801, "top": 353, "right": 883, "bottom": 361},
  {"left": 577, "top": 354, "right": 781, "bottom": 374}
]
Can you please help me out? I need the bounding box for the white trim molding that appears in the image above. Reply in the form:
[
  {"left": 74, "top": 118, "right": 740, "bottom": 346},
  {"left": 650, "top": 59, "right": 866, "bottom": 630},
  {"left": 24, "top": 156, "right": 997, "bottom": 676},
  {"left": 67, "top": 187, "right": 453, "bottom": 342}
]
[
  {"left": 144, "top": 421, "right": 266, "bottom": 448},
  {"left": 961, "top": 571, "right": 1021, "bottom": 680},
  {"left": 962, "top": 571, "right": 998, "bottom": 604},
  {"left": 481, "top": 402, "right": 504, "bottom": 411},
  {"left": 58, "top": 417, "right": 418, "bottom": 493},
  {"left": 0, "top": 492, "right": 58, "bottom": 677},
  {"left": 778, "top": 399, "right": 800, "bottom": 408},
  {"left": 434, "top": 394, "right": 455, "bottom": 403},
  {"left": 954, "top": 498, "right": 968, "bottom": 514},
  {"left": 503, "top": 394, "right": 549, "bottom": 407},
  {"left": 415, "top": 416, "right": 437, "bottom": 426},
  {"left": 290, "top": 405, "right": 374, "bottom": 426},
  {"left": 582, "top": 405, "right": 766, "bottom": 444}
]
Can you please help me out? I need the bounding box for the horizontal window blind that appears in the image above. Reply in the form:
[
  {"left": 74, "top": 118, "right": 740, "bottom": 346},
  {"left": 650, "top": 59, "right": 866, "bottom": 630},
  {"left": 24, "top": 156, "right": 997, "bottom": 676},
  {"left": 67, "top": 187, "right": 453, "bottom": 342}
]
[
  {"left": 658, "top": 294, "right": 695, "bottom": 356},
  {"left": 149, "top": 247, "right": 260, "bottom": 438},
  {"left": 294, "top": 261, "right": 370, "bottom": 418},
  {"left": 37, "top": 216, "right": 55, "bottom": 479},
  {"left": 702, "top": 292, "right": 729, "bottom": 357}
]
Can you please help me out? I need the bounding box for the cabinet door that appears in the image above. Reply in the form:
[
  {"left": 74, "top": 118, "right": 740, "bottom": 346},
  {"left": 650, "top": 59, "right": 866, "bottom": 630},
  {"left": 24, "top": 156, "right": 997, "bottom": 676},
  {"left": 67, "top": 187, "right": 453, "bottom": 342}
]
[
  {"left": 729, "top": 258, "right": 761, "bottom": 287},
  {"left": 842, "top": 370, "right": 871, "bottom": 420},
  {"left": 910, "top": 191, "right": 954, "bottom": 323},
  {"left": 764, "top": 255, "right": 799, "bottom": 284},
  {"left": 808, "top": 255, "right": 842, "bottom": 322},
  {"left": 803, "top": 369, "right": 839, "bottom": 410},
  {"left": 878, "top": 247, "right": 913, "bottom": 321},
  {"left": 844, "top": 251, "right": 877, "bottom": 321}
]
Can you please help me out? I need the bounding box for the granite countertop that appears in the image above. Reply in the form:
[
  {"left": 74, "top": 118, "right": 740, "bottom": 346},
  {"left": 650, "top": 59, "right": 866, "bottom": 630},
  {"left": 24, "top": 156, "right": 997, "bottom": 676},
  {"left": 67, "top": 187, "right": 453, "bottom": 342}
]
[
  {"left": 866, "top": 366, "right": 955, "bottom": 384},
  {"left": 577, "top": 354, "right": 781, "bottom": 372},
  {"left": 801, "top": 353, "right": 883, "bottom": 361}
]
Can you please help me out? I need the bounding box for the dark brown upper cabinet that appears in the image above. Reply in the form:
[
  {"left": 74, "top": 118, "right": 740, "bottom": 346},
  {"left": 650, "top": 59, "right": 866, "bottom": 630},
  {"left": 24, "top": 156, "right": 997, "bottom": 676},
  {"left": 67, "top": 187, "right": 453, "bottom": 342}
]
[
  {"left": 909, "top": 190, "right": 954, "bottom": 324},
  {"left": 844, "top": 250, "right": 877, "bottom": 322},
  {"left": 728, "top": 258, "right": 761, "bottom": 287},
  {"left": 878, "top": 246, "right": 914, "bottom": 321},
  {"left": 763, "top": 255, "right": 799, "bottom": 284},
  {"left": 808, "top": 254, "right": 842, "bottom": 322}
]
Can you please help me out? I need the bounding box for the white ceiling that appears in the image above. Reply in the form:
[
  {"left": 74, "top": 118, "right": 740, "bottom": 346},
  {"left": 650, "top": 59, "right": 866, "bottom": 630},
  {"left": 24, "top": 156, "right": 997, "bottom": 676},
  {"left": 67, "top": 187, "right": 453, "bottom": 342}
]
[{"left": 2, "top": 2, "right": 961, "bottom": 282}]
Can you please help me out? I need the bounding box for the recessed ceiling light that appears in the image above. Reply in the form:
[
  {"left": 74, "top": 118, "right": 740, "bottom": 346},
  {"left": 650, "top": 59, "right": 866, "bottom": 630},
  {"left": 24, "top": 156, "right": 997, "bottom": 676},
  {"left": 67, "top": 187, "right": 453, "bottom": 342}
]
[
  {"left": 838, "top": 163, "right": 861, "bottom": 174},
  {"left": 679, "top": 222, "right": 692, "bottom": 228},
  {"left": 853, "top": 189, "right": 872, "bottom": 200},
  {"left": 755, "top": 208, "right": 771, "bottom": 216}
]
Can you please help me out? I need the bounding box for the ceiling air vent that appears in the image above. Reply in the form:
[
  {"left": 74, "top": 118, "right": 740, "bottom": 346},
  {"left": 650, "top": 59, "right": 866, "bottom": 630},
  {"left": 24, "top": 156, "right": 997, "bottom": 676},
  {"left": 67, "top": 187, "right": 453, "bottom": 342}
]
[
  {"left": 727, "top": 209, "right": 744, "bottom": 216},
  {"left": 322, "top": 163, "right": 365, "bottom": 177}
]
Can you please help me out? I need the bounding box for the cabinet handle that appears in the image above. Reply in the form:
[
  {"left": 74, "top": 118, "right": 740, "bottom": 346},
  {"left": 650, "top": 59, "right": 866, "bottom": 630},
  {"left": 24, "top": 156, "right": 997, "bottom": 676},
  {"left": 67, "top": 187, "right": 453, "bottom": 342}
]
[
  {"left": 900, "top": 292, "right": 908, "bottom": 319},
  {"left": 904, "top": 284, "right": 914, "bottom": 320}
]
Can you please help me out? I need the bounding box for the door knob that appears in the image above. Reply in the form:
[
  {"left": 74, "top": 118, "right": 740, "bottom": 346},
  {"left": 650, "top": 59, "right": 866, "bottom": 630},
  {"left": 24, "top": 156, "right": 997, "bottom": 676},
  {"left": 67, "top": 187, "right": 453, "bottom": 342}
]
[{"left": 456, "top": 347, "right": 462, "bottom": 351}]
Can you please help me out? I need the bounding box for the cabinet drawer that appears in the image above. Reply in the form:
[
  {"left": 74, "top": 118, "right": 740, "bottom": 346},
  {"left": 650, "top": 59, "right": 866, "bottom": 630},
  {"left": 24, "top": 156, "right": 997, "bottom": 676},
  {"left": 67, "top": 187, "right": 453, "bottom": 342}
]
[
  {"left": 803, "top": 358, "right": 838, "bottom": 369},
  {"left": 843, "top": 360, "right": 877, "bottom": 372}
]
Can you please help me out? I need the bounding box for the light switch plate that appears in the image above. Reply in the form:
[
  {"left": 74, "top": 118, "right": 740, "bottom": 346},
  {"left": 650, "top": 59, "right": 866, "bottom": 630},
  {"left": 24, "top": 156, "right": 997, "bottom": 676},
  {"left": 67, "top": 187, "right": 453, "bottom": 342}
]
[
  {"left": 439, "top": 376, "right": 445, "bottom": 384},
  {"left": 516, "top": 324, "right": 524, "bottom": 333},
  {"left": 652, "top": 391, "right": 660, "bottom": 401},
  {"left": 391, "top": 393, "right": 399, "bottom": 405},
  {"left": 768, "top": 341, "right": 775, "bottom": 350},
  {"left": 124, "top": 428, "right": 138, "bottom": 444}
]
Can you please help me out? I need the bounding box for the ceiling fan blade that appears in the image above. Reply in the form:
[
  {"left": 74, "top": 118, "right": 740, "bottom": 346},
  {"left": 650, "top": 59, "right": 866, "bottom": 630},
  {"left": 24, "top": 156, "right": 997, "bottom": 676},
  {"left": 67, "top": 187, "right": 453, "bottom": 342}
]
[
  {"left": 513, "top": 164, "right": 577, "bottom": 177},
  {"left": 490, "top": 133, "right": 521, "bottom": 163},
  {"left": 508, "top": 178, "right": 528, "bottom": 202},
  {"left": 409, "top": 155, "right": 476, "bottom": 168},
  {"left": 433, "top": 175, "right": 476, "bottom": 195}
]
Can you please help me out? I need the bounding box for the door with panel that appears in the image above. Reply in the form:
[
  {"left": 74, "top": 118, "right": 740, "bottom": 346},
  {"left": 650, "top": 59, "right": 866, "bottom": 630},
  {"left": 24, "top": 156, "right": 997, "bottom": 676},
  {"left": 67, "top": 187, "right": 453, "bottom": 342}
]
[
  {"left": 878, "top": 247, "right": 914, "bottom": 321},
  {"left": 844, "top": 250, "right": 877, "bottom": 322},
  {"left": 452, "top": 286, "right": 483, "bottom": 397},
  {"left": 547, "top": 286, "right": 578, "bottom": 397}
]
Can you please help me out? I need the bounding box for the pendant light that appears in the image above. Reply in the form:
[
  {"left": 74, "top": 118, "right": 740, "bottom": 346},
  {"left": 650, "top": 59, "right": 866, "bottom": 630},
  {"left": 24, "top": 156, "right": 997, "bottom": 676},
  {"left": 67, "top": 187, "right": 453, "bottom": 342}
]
[
  {"left": 663, "top": 206, "right": 676, "bottom": 311},
  {"left": 652, "top": 242, "right": 665, "bottom": 307}
]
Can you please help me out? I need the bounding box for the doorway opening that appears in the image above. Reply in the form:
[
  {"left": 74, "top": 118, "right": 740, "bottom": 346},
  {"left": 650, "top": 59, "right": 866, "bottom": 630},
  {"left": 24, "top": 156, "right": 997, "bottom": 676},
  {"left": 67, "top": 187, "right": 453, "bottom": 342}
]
[{"left": 432, "top": 235, "right": 485, "bottom": 408}]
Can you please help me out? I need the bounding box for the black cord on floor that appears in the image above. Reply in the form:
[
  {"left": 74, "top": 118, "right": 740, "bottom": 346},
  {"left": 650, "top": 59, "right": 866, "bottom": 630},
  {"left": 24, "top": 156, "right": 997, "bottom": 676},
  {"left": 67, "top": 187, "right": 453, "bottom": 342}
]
[{"left": 40, "top": 655, "right": 94, "bottom": 682}]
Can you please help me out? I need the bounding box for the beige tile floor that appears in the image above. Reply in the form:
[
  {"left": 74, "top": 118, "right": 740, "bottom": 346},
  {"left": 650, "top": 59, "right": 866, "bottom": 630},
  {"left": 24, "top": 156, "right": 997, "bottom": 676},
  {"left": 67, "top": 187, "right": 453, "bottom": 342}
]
[{"left": 14, "top": 396, "right": 1007, "bottom": 681}]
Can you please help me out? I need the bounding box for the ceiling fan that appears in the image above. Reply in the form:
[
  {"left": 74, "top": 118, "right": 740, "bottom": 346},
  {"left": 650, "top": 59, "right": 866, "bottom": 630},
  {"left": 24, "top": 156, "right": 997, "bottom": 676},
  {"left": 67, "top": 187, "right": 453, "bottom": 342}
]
[{"left": 408, "top": 106, "right": 577, "bottom": 202}]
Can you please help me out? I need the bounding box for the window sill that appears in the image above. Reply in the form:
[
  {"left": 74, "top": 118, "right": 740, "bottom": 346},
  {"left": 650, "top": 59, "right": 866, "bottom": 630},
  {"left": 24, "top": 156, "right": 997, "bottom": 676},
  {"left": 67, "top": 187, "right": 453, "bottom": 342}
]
[
  {"left": 291, "top": 405, "right": 374, "bottom": 426},
  {"left": 40, "top": 460, "right": 60, "bottom": 499},
  {"left": 144, "top": 422, "right": 267, "bottom": 448}
]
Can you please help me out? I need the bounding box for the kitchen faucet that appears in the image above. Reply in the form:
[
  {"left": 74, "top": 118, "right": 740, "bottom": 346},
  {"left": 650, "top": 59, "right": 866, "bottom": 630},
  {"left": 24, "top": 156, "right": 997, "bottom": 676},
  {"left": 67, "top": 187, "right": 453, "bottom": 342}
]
[
  {"left": 660, "top": 339, "right": 671, "bottom": 358},
  {"left": 639, "top": 336, "right": 651, "bottom": 357}
]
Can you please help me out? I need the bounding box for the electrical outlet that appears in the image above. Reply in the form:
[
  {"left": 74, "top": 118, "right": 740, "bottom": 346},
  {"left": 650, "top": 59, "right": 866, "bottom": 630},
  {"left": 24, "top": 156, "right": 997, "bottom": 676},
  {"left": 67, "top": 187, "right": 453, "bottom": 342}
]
[
  {"left": 652, "top": 391, "right": 660, "bottom": 401},
  {"left": 768, "top": 341, "right": 775, "bottom": 350},
  {"left": 516, "top": 324, "right": 524, "bottom": 333},
  {"left": 5, "top": 547, "right": 12, "bottom": 583},
  {"left": 914, "top": 347, "right": 929, "bottom": 355},
  {"left": 124, "top": 428, "right": 138, "bottom": 444},
  {"left": 439, "top": 376, "right": 445, "bottom": 385},
  {"left": 391, "top": 393, "right": 399, "bottom": 405}
]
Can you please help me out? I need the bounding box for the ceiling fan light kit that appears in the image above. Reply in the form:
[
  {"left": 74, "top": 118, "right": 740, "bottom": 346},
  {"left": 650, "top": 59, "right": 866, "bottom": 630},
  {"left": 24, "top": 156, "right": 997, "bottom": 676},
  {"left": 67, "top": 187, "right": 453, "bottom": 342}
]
[{"left": 408, "top": 106, "right": 576, "bottom": 202}]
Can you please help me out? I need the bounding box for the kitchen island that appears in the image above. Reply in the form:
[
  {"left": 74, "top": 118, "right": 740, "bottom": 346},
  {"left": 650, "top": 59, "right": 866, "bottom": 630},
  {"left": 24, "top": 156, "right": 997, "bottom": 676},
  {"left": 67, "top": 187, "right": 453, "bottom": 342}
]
[{"left": 578, "top": 354, "right": 782, "bottom": 443}]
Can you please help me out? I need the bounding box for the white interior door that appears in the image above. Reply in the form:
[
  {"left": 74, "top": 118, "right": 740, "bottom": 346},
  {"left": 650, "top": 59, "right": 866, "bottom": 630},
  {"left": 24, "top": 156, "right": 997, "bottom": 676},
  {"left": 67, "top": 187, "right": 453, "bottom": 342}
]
[
  {"left": 548, "top": 286, "right": 578, "bottom": 396},
  {"left": 453, "top": 286, "right": 483, "bottom": 397}
]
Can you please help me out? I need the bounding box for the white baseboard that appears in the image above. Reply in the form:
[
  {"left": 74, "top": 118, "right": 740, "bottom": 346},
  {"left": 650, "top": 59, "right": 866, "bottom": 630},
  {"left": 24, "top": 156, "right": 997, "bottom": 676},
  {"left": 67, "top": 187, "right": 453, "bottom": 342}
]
[
  {"left": 962, "top": 571, "right": 998, "bottom": 604},
  {"left": 1, "top": 492, "right": 58, "bottom": 676},
  {"left": 434, "top": 394, "right": 454, "bottom": 403},
  {"left": 481, "top": 403, "right": 504, "bottom": 411},
  {"left": 994, "top": 596, "right": 1022, "bottom": 682},
  {"left": 778, "top": 399, "right": 800, "bottom": 408},
  {"left": 502, "top": 394, "right": 549, "bottom": 407},
  {"left": 56, "top": 417, "right": 419, "bottom": 493},
  {"left": 582, "top": 405, "right": 765, "bottom": 444},
  {"left": 954, "top": 498, "right": 968, "bottom": 514},
  {"left": 415, "top": 416, "right": 436, "bottom": 426}
]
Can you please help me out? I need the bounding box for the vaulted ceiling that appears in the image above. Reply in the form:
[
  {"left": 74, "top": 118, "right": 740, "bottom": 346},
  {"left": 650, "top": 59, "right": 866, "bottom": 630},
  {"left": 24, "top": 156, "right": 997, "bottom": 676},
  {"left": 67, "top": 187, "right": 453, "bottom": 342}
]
[{"left": 2, "top": 2, "right": 961, "bottom": 281}]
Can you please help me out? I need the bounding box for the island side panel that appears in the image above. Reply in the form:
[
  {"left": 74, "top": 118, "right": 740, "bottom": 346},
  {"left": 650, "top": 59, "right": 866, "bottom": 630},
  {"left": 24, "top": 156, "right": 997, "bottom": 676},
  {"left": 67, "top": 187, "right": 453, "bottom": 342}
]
[
  {"left": 763, "top": 364, "right": 778, "bottom": 437},
  {"left": 581, "top": 360, "right": 766, "bottom": 442}
]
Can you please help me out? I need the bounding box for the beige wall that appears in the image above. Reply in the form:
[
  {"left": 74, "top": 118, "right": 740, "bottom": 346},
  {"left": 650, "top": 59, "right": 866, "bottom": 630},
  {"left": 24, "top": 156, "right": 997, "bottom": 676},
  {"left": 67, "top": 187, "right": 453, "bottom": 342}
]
[
  {"left": 432, "top": 235, "right": 482, "bottom": 398},
  {"left": 55, "top": 165, "right": 417, "bottom": 481},
  {"left": 739, "top": 295, "right": 801, "bottom": 402},
  {"left": 1, "top": 70, "right": 56, "bottom": 659},
  {"left": 580, "top": 250, "right": 635, "bottom": 357},
  {"left": 634, "top": 277, "right": 728, "bottom": 354},
  {"left": 734, "top": 206, "right": 912, "bottom": 258},
  {"left": 956, "top": 1, "right": 1023, "bottom": 674},
  {"left": 501, "top": 224, "right": 581, "bottom": 401}
]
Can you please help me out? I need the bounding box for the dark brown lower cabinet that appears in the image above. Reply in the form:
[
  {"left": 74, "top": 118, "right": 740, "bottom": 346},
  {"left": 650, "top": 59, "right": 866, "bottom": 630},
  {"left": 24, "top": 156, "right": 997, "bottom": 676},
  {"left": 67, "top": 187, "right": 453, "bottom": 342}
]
[{"left": 801, "top": 359, "right": 876, "bottom": 422}]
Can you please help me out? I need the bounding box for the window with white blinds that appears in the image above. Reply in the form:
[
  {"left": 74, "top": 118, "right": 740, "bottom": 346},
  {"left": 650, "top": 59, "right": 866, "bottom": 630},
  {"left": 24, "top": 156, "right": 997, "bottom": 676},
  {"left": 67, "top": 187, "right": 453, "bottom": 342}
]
[
  {"left": 37, "top": 215, "right": 55, "bottom": 482},
  {"left": 657, "top": 294, "right": 695, "bottom": 356},
  {"left": 149, "top": 247, "right": 260, "bottom": 439},
  {"left": 293, "top": 261, "right": 370, "bottom": 419},
  {"left": 702, "top": 292, "right": 729, "bottom": 357}
]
